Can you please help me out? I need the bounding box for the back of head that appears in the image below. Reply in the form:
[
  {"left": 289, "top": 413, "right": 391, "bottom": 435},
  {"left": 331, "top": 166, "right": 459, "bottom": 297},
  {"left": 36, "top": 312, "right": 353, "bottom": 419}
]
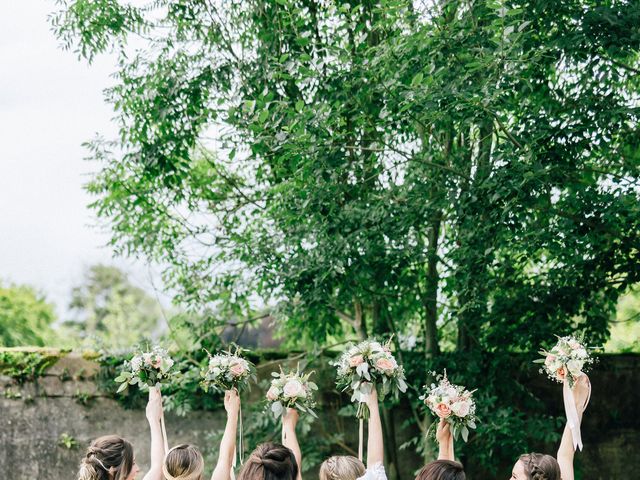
[
  {"left": 238, "top": 443, "right": 298, "bottom": 480},
  {"left": 163, "top": 444, "right": 205, "bottom": 480},
  {"left": 319, "top": 455, "right": 366, "bottom": 480},
  {"left": 77, "top": 435, "right": 134, "bottom": 480},
  {"left": 415, "top": 460, "right": 466, "bottom": 480},
  {"left": 518, "top": 453, "right": 561, "bottom": 480}
]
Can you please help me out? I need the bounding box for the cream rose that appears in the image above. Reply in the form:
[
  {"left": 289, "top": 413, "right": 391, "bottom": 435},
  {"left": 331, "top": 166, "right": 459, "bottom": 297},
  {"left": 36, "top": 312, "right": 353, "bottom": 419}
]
[
  {"left": 451, "top": 400, "right": 470, "bottom": 417},
  {"left": 283, "top": 379, "right": 306, "bottom": 398},
  {"left": 435, "top": 402, "right": 452, "bottom": 418},
  {"left": 266, "top": 386, "right": 280, "bottom": 401}
]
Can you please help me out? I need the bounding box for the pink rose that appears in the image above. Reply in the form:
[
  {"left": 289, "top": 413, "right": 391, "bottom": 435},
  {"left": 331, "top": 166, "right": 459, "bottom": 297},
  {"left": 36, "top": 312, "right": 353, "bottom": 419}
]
[
  {"left": 152, "top": 358, "right": 162, "bottom": 369},
  {"left": 230, "top": 362, "right": 246, "bottom": 377},
  {"left": 375, "top": 357, "right": 396, "bottom": 372},
  {"left": 349, "top": 355, "right": 364, "bottom": 367},
  {"left": 266, "top": 386, "right": 280, "bottom": 401},
  {"left": 435, "top": 402, "right": 452, "bottom": 419},
  {"left": 556, "top": 366, "right": 567, "bottom": 381},
  {"left": 544, "top": 354, "right": 556, "bottom": 367}
]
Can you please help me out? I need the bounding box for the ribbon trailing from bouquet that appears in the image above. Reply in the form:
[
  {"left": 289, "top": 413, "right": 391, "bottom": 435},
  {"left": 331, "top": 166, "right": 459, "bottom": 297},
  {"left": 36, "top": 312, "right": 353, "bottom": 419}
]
[
  {"left": 231, "top": 401, "right": 244, "bottom": 480},
  {"left": 358, "top": 418, "right": 364, "bottom": 461},
  {"left": 562, "top": 377, "right": 591, "bottom": 451}
]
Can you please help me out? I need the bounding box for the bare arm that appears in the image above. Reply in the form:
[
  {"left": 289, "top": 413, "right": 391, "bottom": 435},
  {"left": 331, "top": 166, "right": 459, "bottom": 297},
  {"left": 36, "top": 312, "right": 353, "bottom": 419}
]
[
  {"left": 211, "top": 390, "right": 241, "bottom": 480},
  {"left": 142, "top": 388, "right": 165, "bottom": 480},
  {"left": 282, "top": 408, "right": 302, "bottom": 480},
  {"left": 365, "top": 388, "right": 384, "bottom": 467},
  {"left": 436, "top": 419, "right": 454, "bottom": 461},
  {"left": 557, "top": 375, "right": 590, "bottom": 480}
]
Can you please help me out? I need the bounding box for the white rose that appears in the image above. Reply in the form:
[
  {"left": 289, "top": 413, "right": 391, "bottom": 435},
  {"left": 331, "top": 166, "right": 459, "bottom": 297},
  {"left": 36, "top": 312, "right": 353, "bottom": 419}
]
[
  {"left": 451, "top": 400, "right": 471, "bottom": 417},
  {"left": 130, "top": 356, "right": 142, "bottom": 371},
  {"left": 567, "top": 359, "right": 584, "bottom": 377},
  {"left": 283, "top": 379, "right": 305, "bottom": 399},
  {"left": 266, "top": 386, "right": 281, "bottom": 401},
  {"left": 575, "top": 348, "right": 588, "bottom": 359}
]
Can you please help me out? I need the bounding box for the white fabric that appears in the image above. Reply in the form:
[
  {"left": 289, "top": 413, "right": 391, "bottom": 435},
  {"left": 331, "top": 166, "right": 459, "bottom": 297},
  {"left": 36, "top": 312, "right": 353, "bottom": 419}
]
[{"left": 357, "top": 463, "right": 387, "bottom": 480}]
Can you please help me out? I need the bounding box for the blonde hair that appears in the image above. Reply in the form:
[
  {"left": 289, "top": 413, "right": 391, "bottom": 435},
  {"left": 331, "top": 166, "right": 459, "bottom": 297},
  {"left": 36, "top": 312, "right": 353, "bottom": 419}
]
[
  {"left": 319, "top": 456, "right": 365, "bottom": 480},
  {"left": 77, "top": 435, "right": 134, "bottom": 480},
  {"left": 163, "top": 444, "right": 205, "bottom": 480}
]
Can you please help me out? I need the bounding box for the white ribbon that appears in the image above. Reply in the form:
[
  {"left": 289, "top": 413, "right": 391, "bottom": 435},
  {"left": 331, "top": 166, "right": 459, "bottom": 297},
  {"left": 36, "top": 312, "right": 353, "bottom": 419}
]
[
  {"left": 562, "top": 377, "right": 591, "bottom": 451},
  {"left": 358, "top": 418, "right": 364, "bottom": 462}
]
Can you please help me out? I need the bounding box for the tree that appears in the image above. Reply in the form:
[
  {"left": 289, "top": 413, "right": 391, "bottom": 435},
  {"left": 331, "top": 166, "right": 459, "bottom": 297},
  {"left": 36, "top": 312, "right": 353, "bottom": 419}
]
[
  {"left": 51, "top": 0, "right": 640, "bottom": 475},
  {"left": 65, "top": 265, "right": 163, "bottom": 349},
  {"left": 0, "top": 282, "right": 57, "bottom": 347}
]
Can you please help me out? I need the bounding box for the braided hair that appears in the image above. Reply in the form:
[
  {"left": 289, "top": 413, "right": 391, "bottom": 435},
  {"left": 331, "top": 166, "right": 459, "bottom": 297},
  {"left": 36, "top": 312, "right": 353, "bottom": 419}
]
[
  {"left": 77, "top": 435, "right": 134, "bottom": 480},
  {"left": 319, "top": 456, "right": 365, "bottom": 480},
  {"left": 518, "top": 453, "right": 561, "bottom": 480}
]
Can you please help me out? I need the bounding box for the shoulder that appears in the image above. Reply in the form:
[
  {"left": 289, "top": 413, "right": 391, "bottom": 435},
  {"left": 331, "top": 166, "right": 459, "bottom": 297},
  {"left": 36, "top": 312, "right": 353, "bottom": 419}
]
[{"left": 357, "top": 463, "right": 387, "bottom": 480}]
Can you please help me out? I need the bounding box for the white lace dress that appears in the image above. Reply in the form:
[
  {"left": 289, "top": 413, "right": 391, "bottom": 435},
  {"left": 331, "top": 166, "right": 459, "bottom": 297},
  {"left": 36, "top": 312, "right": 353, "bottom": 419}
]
[{"left": 357, "top": 463, "right": 387, "bottom": 480}]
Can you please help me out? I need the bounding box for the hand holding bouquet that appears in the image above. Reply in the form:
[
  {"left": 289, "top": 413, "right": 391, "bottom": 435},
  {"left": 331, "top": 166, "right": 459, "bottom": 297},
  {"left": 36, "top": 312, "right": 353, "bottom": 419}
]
[
  {"left": 421, "top": 371, "right": 477, "bottom": 442},
  {"left": 266, "top": 366, "right": 318, "bottom": 419},
  {"left": 536, "top": 334, "right": 594, "bottom": 450},
  {"left": 335, "top": 338, "right": 408, "bottom": 419},
  {"left": 115, "top": 346, "right": 176, "bottom": 393},
  {"left": 535, "top": 335, "right": 594, "bottom": 388},
  {"left": 201, "top": 345, "right": 256, "bottom": 393}
]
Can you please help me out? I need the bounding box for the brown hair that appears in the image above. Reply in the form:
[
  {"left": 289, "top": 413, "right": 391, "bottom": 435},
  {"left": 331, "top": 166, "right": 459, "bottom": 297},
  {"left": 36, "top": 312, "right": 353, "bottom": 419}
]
[
  {"left": 238, "top": 443, "right": 298, "bottom": 480},
  {"left": 163, "top": 444, "right": 205, "bottom": 480},
  {"left": 319, "top": 456, "right": 366, "bottom": 480},
  {"left": 77, "top": 435, "right": 134, "bottom": 480},
  {"left": 415, "top": 460, "right": 466, "bottom": 480},
  {"left": 518, "top": 453, "right": 561, "bottom": 480}
]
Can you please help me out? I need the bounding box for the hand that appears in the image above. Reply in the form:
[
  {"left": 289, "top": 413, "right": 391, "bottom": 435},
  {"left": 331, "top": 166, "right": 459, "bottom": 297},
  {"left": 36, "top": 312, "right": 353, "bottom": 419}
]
[
  {"left": 146, "top": 387, "right": 163, "bottom": 424},
  {"left": 572, "top": 374, "right": 591, "bottom": 413},
  {"left": 224, "top": 389, "right": 241, "bottom": 417},
  {"left": 282, "top": 407, "right": 299, "bottom": 431},
  {"left": 436, "top": 419, "right": 452, "bottom": 446}
]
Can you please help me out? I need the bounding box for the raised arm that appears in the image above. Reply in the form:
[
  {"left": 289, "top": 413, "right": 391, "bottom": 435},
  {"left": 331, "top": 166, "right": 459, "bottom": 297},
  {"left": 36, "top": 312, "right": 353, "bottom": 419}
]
[
  {"left": 211, "top": 390, "right": 241, "bottom": 480},
  {"left": 142, "top": 387, "right": 166, "bottom": 480},
  {"left": 364, "top": 387, "right": 384, "bottom": 467},
  {"left": 557, "top": 375, "right": 590, "bottom": 480},
  {"left": 436, "top": 419, "right": 454, "bottom": 461},
  {"left": 282, "top": 408, "right": 302, "bottom": 480}
]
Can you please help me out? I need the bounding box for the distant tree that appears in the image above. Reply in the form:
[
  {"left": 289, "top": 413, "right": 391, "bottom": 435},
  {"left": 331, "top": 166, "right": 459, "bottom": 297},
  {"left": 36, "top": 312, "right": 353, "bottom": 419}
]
[
  {"left": 0, "top": 282, "right": 57, "bottom": 347},
  {"left": 65, "top": 265, "right": 163, "bottom": 349}
]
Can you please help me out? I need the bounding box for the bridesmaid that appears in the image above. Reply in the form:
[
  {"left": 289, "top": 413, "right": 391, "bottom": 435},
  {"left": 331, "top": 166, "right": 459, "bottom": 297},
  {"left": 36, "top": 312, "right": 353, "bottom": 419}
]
[
  {"left": 77, "top": 388, "right": 165, "bottom": 480},
  {"left": 162, "top": 389, "right": 241, "bottom": 480}
]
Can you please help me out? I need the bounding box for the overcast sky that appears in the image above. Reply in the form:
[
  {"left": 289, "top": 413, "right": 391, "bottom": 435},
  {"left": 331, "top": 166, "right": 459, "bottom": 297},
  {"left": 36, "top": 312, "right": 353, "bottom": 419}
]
[{"left": 0, "top": 1, "right": 163, "bottom": 317}]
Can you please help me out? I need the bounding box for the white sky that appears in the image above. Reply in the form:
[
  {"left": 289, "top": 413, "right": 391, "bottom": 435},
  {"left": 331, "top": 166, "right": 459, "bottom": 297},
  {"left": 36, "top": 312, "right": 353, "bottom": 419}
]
[{"left": 0, "top": 1, "right": 165, "bottom": 318}]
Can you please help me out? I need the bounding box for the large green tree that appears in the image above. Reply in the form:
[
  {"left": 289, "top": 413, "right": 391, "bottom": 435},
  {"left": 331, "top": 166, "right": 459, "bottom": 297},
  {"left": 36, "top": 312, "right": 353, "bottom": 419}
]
[
  {"left": 65, "top": 264, "right": 163, "bottom": 349},
  {"left": 52, "top": 0, "right": 640, "bottom": 476},
  {"left": 0, "top": 282, "right": 57, "bottom": 347}
]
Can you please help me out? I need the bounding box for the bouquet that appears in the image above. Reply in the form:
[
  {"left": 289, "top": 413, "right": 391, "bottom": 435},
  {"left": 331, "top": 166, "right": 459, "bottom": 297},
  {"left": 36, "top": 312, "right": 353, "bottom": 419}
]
[
  {"left": 201, "top": 346, "right": 256, "bottom": 393},
  {"left": 115, "top": 346, "right": 176, "bottom": 393},
  {"left": 266, "top": 366, "right": 318, "bottom": 419},
  {"left": 535, "top": 335, "right": 594, "bottom": 388},
  {"left": 334, "top": 338, "right": 408, "bottom": 419},
  {"left": 535, "top": 334, "right": 594, "bottom": 451},
  {"left": 421, "top": 371, "right": 477, "bottom": 442}
]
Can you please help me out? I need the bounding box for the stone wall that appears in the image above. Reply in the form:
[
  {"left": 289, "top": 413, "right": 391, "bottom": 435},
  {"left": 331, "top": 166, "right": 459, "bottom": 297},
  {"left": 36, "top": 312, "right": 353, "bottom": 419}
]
[{"left": 1, "top": 350, "right": 639, "bottom": 480}]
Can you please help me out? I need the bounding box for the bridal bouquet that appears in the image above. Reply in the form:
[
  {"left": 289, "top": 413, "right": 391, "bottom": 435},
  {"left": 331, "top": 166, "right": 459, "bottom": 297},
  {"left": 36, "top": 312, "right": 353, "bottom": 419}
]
[
  {"left": 201, "top": 346, "right": 256, "bottom": 393},
  {"left": 266, "top": 366, "right": 318, "bottom": 419},
  {"left": 115, "top": 346, "right": 176, "bottom": 393},
  {"left": 335, "top": 338, "right": 408, "bottom": 419},
  {"left": 535, "top": 335, "right": 594, "bottom": 388},
  {"left": 536, "top": 334, "right": 594, "bottom": 451},
  {"left": 421, "top": 371, "right": 477, "bottom": 442}
]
